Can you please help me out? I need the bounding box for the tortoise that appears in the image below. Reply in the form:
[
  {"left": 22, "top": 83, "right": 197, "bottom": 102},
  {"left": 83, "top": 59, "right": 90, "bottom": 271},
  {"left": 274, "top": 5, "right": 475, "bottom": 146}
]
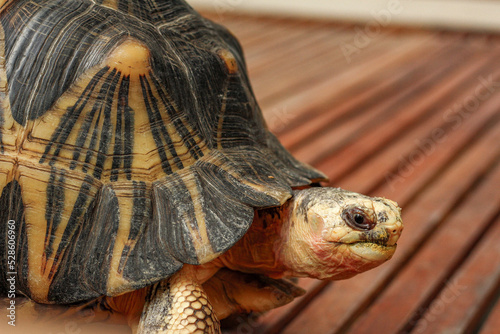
[{"left": 0, "top": 0, "right": 403, "bottom": 333}]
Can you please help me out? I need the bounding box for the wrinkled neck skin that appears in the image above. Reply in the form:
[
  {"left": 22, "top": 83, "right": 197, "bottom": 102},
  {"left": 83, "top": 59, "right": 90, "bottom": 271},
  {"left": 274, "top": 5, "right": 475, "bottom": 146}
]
[{"left": 215, "top": 203, "right": 292, "bottom": 279}]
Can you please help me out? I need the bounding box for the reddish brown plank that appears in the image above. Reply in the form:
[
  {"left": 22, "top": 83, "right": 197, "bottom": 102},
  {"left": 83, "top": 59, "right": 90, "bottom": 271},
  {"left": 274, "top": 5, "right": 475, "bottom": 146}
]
[
  {"left": 480, "top": 297, "right": 500, "bottom": 334},
  {"left": 314, "top": 49, "right": 500, "bottom": 187},
  {"left": 244, "top": 23, "right": 324, "bottom": 66},
  {"left": 251, "top": 28, "right": 416, "bottom": 103},
  {"left": 277, "top": 36, "right": 463, "bottom": 151},
  {"left": 289, "top": 44, "right": 491, "bottom": 165},
  {"left": 409, "top": 215, "right": 500, "bottom": 333},
  {"left": 0, "top": 306, "right": 131, "bottom": 334},
  {"left": 260, "top": 34, "right": 436, "bottom": 131}
]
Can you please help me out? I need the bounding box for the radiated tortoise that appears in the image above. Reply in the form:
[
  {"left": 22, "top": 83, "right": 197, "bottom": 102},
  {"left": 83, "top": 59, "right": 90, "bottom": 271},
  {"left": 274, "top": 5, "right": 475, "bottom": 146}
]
[{"left": 0, "top": 1, "right": 403, "bottom": 333}]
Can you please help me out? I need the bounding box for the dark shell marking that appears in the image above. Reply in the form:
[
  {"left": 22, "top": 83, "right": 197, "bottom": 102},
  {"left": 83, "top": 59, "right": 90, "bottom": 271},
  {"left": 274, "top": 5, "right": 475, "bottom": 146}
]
[{"left": 0, "top": 0, "right": 325, "bottom": 303}]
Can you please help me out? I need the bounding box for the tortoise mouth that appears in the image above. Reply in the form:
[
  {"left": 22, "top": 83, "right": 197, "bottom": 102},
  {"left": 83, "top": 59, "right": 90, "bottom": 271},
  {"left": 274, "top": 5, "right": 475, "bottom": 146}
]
[
  {"left": 346, "top": 242, "right": 397, "bottom": 262},
  {"left": 329, "top": 227, "right": 399, "bottom": 248},
  {"left": 330, "top": 233, "right": 393, "bottom": 247}
]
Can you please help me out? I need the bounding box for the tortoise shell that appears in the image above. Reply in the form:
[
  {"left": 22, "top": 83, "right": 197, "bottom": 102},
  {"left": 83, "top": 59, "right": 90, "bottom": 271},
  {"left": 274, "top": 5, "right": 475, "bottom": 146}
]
[{"left": 0, "top": 0, "right": 324, "bottom": 304}]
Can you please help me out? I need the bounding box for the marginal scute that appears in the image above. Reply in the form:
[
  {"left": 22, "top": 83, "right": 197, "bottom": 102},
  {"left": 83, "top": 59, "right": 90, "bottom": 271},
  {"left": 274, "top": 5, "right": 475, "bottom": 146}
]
[
  {"left": 116, "top": 180, "right": 183, "bottom": 293},
  {"left": 16, "top": 166, "right": 103, "bottom": 303},
  {"left": 151, "top": 149, "right": 293, "bottom": 265},
  {"left": 46, "top": 182, "right": 121, "bottom": 302},
  {"left": 0, "top": 181, "right": 30, "bottom": 297},
  {"left": 87, "top": 182, "right": 182, "bottom": 297}
]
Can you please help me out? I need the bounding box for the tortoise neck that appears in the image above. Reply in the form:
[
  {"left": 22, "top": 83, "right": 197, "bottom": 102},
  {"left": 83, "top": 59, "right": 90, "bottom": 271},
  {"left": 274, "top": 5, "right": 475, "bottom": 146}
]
[{"left": 217, "top": 202, "right": 292, "bottom": 278}]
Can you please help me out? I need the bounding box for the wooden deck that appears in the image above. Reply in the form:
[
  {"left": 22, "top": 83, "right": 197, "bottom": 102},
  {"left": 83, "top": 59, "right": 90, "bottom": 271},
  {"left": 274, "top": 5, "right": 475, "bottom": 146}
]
[{"left": 199, "top": 12, "right": 500, "bottom": 334}]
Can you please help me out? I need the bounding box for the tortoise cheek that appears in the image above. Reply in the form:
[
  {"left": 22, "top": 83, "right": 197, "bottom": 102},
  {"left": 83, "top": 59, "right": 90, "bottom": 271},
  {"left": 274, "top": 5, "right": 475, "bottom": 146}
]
[{"left": 309, "top": 212, "right": 325, "bottom": 235}]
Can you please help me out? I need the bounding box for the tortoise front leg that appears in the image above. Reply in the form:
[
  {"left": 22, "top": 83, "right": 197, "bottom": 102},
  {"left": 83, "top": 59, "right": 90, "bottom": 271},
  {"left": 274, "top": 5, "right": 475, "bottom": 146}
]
[{"left": 137, "top": 265, "right": 220, "bottom": 334}]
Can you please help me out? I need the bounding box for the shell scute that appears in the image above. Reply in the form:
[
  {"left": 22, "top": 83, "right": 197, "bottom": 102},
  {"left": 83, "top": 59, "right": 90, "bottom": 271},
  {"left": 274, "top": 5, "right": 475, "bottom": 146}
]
[{"left": 152, "top": 148, "right": 293, "bottom": 265}]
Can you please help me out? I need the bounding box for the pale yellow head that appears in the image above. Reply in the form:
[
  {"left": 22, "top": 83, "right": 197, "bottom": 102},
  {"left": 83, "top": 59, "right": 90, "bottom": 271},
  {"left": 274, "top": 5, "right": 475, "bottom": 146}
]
[{"left": 277, "top": 187, "right": 403, "bottom": 280}]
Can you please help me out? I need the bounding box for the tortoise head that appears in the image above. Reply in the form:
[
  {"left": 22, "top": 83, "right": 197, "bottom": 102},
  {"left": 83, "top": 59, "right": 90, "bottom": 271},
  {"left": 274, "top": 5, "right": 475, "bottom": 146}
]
[{"left": 277, "top": 187, "right": 403, "bottom": 280}]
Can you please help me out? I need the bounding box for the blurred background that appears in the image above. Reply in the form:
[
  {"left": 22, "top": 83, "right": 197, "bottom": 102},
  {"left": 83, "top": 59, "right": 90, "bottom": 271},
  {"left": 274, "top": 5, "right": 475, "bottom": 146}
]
[{"left": 189, "top": 0, "right": 500, "bottom": 32}]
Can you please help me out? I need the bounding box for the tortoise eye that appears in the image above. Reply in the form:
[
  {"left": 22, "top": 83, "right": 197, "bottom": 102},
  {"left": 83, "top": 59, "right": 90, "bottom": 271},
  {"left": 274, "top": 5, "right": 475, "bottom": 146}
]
[
  {"left": 354, "top": 214, "right": 365, "bottom": 225},
  {"left": 342, "top": 207, "right": 376, "bottom": 231}
]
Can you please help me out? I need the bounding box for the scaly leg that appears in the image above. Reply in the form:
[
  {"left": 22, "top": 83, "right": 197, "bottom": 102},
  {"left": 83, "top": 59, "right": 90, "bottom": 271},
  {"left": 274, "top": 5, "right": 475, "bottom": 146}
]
[{"left": 137, "top": 265, "right": 220, "bottom": 334}]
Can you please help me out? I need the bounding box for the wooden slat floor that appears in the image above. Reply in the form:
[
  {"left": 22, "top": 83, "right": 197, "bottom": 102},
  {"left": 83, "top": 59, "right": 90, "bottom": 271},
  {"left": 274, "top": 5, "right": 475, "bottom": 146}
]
[{"left": 198, "top": 12, "right": 500, "bottom": 334}]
